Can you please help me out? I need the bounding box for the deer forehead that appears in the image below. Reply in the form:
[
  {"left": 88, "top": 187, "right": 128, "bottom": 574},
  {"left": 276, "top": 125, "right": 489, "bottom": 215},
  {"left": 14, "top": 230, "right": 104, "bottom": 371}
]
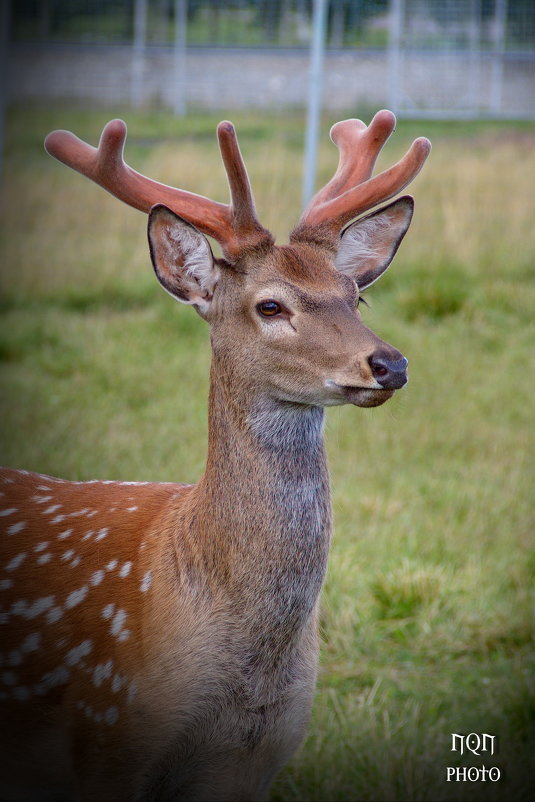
[
  {"left": 261, "top": 242, "right": 341, "bottom": 286},
  {"left": 231, "top": 244, "right": 355, "bottom": 308}
]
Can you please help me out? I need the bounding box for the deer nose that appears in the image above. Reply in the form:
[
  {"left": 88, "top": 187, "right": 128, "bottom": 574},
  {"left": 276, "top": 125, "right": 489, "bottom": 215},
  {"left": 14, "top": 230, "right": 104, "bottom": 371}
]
[{"left": 368, "top": 350, "right": 408, "bottom": 390}]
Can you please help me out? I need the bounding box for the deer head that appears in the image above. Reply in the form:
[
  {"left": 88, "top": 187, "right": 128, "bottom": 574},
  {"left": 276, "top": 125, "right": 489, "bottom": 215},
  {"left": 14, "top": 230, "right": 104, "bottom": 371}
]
[{"left": 45, "top": 111, "right": 430, "bottom": 410}]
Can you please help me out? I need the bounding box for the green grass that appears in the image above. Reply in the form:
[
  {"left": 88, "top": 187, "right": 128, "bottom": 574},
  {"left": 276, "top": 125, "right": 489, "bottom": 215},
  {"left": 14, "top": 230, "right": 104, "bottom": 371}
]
[{"left": 1, "top": 106, "right": 534, "bottom": 801}]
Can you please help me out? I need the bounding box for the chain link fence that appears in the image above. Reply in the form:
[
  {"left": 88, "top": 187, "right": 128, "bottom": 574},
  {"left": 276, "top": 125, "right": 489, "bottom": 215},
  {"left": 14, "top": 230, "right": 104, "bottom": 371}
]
[{"left": 6, "top": 0, "right": 535, "bottom": 117}]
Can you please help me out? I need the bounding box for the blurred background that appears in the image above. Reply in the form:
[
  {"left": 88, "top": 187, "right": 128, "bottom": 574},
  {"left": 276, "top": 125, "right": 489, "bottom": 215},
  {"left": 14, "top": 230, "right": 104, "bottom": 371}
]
[
  {"left": 3, "top": 0, "right": 535, "bottom": 117},
  {"left": 0, "top": 2, "right": 534, "bottom": 801}
]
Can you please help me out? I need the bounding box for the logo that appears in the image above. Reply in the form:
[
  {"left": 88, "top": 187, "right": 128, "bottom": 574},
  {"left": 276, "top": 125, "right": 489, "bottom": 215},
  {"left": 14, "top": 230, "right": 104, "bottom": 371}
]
[{"left": 446, "top": 733, "right": 501, "bottom": 782}]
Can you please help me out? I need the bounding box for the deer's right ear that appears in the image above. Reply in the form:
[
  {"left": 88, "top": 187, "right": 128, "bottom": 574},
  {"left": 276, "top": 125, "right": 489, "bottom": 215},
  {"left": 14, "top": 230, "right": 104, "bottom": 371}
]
[{"left": 148, "top": 205, "right": 220, "bottom": 317}]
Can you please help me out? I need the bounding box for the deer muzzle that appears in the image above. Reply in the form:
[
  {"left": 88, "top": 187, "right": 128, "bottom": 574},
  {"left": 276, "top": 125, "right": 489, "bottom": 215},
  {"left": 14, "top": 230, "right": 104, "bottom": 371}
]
[{"left": 367, "top": 351, "right": 408, "bottom": 390}]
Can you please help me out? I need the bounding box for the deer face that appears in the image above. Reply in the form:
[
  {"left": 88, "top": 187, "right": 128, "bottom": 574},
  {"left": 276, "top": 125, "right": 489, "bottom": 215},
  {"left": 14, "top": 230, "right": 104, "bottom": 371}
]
[
  {"left": 45, "top": 113, "right": 430, "bottom": 411},
  {"left": 148, "top": 197, "right": 412, "bottom": 409}
]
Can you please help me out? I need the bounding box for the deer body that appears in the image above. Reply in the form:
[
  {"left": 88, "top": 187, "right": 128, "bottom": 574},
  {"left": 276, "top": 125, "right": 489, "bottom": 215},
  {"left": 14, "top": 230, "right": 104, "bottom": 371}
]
[
  {"left": 0, "top": 113, "right": 429, "bottom": 800},
  {"left": 0, "top": 349, "right": 328, "bottom": 802}
]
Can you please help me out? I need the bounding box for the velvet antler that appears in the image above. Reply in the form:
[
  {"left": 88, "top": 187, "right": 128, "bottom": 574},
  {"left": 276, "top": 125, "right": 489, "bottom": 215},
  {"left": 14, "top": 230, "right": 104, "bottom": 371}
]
[
  {"left": 292, "top": 110, "right": 431, "bottom": 244},
  {"left": 45, "top": 119, "right": 272, "bottom": 262}
]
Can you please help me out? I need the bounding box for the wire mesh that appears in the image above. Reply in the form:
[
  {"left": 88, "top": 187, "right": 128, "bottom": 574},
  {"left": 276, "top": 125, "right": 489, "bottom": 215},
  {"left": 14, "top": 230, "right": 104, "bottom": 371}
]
[{"left": 7, "top": 1, "right": 535, "bottom": 118}]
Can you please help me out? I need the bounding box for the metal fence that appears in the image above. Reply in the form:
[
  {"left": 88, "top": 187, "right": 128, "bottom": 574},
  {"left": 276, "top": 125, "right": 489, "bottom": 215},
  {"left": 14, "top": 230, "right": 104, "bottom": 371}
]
[
  {"left": 6, "top": 0, "right": 535, "bottom": 118},
  {"left": 389, "top": 0, "right": 535, "bottom": 118}
]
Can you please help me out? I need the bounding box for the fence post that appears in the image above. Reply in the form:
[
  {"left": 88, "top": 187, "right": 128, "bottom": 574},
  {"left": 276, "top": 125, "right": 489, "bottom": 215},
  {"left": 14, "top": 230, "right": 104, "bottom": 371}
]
[
  {"left": 173, "top": 0, "right": 187, "bottom": 116},
  {"left": 302, "top": 0, "right": 328, "bottom": 210},
  {"left": 490, "top": 0, "right": 507, "bottom": 114},
  {"left": 388, "top": 0, "right": 403, "bottom": 114},
  {"left": 131, "top": 0, "right": 148, "bottom": 108},
  {"left": 467, "top": 0, "right": 482, "bottom": 114},
  {"left": 0, "top": 0, "right": 10, "bottom": 183}
]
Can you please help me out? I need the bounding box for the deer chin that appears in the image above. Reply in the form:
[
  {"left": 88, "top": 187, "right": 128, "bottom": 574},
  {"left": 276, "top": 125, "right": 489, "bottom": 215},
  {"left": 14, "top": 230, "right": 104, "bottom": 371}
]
[{"left": 345, "top": 387, "right": 395, "bottom": 407}]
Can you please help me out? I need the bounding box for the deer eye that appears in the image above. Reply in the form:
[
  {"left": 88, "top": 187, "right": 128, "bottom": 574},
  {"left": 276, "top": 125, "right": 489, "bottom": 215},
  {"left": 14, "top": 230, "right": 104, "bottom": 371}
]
[{"left": 257, "top": 300, "right": 282, "bottom": 317}]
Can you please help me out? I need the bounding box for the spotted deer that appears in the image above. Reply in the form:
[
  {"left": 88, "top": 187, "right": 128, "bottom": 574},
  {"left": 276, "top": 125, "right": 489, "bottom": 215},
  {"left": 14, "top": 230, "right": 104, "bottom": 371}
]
[{"left": 0, "top": 111, "right": 430, "bottom": 801}]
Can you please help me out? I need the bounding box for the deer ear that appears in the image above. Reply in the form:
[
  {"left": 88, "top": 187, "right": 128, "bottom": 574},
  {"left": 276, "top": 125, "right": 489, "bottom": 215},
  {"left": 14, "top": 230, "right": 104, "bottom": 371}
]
[
  {"left": 335, "top": 196, "right": 414, "bottom": 291},
  {"left": 148, "top": 204, "right": 220, "bottom": 316}
]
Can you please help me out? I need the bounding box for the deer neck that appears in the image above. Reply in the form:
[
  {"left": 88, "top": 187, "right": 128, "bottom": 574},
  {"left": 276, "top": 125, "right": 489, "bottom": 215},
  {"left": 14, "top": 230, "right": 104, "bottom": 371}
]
[{"left": 192, "top": 354, "right": 331, "bottom": 630}]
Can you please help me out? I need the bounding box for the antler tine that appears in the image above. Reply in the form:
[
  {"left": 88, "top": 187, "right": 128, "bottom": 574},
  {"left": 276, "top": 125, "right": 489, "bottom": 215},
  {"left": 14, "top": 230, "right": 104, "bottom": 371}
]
[
  {"left": 297, "top": 110, "right": 431, "bottom": 236},
  {"left": 45, "top": 119, "right": 271, "bottom": 261},
  {"left": 306, "top": 110, "right": 397, "bottom": 212},
  {"left": 217, "top": 122, "right": 258, "bottom": 227}
]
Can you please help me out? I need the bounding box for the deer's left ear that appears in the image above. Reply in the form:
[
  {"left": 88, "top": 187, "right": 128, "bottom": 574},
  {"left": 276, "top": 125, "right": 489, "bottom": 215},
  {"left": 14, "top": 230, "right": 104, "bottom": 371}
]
[{"left": 335, "top": 196, "right": 414, "bottom": 290}]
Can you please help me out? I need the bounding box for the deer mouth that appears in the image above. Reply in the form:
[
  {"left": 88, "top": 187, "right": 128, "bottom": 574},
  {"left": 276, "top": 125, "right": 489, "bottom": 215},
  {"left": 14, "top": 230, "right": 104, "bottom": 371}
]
[
  {"left": 342, "top": 386, "right": 395, "bottom": 407},
  {"left": 325, "top": 380, "right": 395, "bottom": 408}
]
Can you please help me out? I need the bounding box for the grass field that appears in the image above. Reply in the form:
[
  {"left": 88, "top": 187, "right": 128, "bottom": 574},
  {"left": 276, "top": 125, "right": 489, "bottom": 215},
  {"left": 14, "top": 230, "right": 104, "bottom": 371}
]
[{"left": 0, "top": 106, "right": 534, "bottom": 801}]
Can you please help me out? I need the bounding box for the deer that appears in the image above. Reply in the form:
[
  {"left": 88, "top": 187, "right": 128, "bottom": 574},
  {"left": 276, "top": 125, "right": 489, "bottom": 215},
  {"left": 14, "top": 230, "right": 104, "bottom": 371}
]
[{"left": 0, "top": 110, "right": 430, "bottom": 801}]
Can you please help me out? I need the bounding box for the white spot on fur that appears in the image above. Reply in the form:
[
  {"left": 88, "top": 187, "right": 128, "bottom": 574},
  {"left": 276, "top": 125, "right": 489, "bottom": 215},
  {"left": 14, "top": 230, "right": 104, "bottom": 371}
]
[
  {"left": 140, "top": 570, "right": 152, "bottom": 592},
  {"left": 34, "top": 665, "right": 70, "bottom": 694},
  {"left": 105, "top": 705, "right": 119, "bottom": 725},
  {"left": 81, "top": 531, "right": 94, "bottom": 541},
  {"left": 20, "top": 596, "right": 55, "bottom": 619},
  {"left": 57, "top": 528, "right": 73, "bottom": 540},
  {"left": 93, "top": 660, "right": 113, "bottom": 688},
  {"left": 0, "top": 508, "right": 18, "bottom": 517},
  {"left": 7, "top": 522, "right": 26, "bottom": 536},
  {"left": 46, "top": 606, "right": 63, "bottom": 624},
  {"left": 90, "top": 570, "right": 104, "bottom": 586},
  {"left": 61, "top": 550, "right": 75, "bottom": 561},
  {"left": 126, "top": 506, "right": 138, "bottom": 512},
  {"left": 34, "top": 542, "right": 50, "bottom": 552},
  {"left": 65, "top": 587, "right": 88, "bottom": 609},
  {"left": 43, "top": 505, "right": 62, "bottom": 515},
  {"left": 119, "top": 562, "right": 132, "bottom": 578},
  {"left": 112, "top": 673, "right": 123, "bottom": 692},
  {"left": 94, "top": 528, "right": 109, "bottom": 542},
  {"left": 118, "top": 630, "right": 130, "bottom": 642},
  {"left": 70, "top": 557, "right": 81, "bottom": 568},
  {"left": 23, "top": 633, "right": 41, "bottom": 653},
  {"left": 10, "top": 600, "right": 27, "bottom": 616},
  {"left": 102, "top": 603, "right": 115, "bottom": 620},
  {"left": 37, "top": 553, "right": 52, "bottom": 565},
  {"left": 5, "top": 553, "right": 26, "bottom": 571},
  {"left": 32, "top": 495, "right": 52, "bottom": 503},
  {"left": 111, "top": 609, "right": 127, "bottom": 637},
  {"left": 51, "top": 515, "right": 66, "bottom": 524},
  {"left": 65, "top": 640, "right": 92, "bottom": 667},
  {"left": 106, "top": 560, "right": 117, "bottom": 571}
]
